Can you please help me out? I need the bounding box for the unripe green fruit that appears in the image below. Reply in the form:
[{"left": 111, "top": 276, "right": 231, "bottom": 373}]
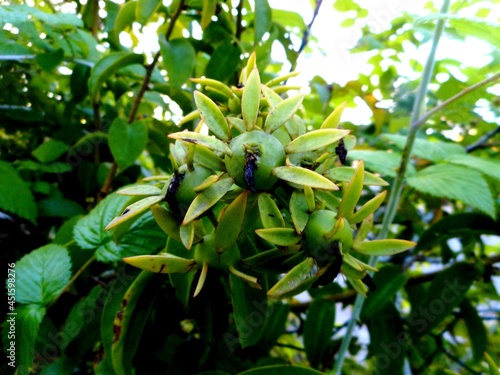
[
  {"left": 304, "top": 210, "right": 337, "bottom": 259},
  {"left": 194, "top": 233, "right": 241, "bottom": 270},
  {"left": 225, "top": 131, "right": 286, "bottom": 191},
  {"left": 176, "top": 166, "right": 212, "bottom": 205}
]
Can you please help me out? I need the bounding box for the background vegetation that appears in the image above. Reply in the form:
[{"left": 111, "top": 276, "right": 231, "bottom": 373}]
[{"left": 1, "top": 0, "right": 499, "bottom": 374}]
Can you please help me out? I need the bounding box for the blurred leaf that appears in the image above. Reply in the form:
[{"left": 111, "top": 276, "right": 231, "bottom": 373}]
[
  {"left": 407, "top": 164, "right": 495, "bottom": 219},
  {"left": 160, "top": 37, "right": 196, "bottom": 93},
  {"left": 460, "top": 298, "right": 487, "bottom": 363},
  {"left": 32, "top": 139, "right": 69, "bottom": 163},
  {"left": 303, "top": 297, "right": 335, "bottom": 369},
  {"left": 109, "top": 118, "right": 148, "bottom": 170},
  {"left": 15, "top": 244, "right": 71, "bottom": 304},
  {"left": 115, "top": 0, "right": 137, "bottom": 33},
  {"left": 38, "top": 198, "right": 86, "bottom": 218},
  {"left": 254, "top": 0, "right": 272, "bottom": 44},
  {"left": 361, "top": 264, "right": 408, "bottom": 321},
  {"left": 238, "top": 365, "right": 324, "bottom": 375},
  {"left": 88, "top": 52, "right": 144, "bottom": 101},
  {"left": 353, "top": 239, "right": 415, "bottom": 256},
  {"left": 325, "top": 167, "right": 388, "bottom": 186},
  {"left": 205, "top": 40, "right": 241, "bottom": 83},
  {"left": 0, "top": 161, "right": 37, "bottom": 222},
  {"left": 229, "top": 274, "right": 268, "bottom": 348},
  {"left": 348, "top": 150, "right": 415, "bottom": 177},
  {"left": 136, "top": 0, "right": 161, "bottom": 25},
  {"left": 35, "top": 48, "right": 64, "bottom": 71},
  {"left": 484, "top": 352, "right": 500, "bottom": 375},
  {"left": 409, "top": 262, "right": 478, "bottom": 337},
  {"left": 201, "top": 0, "right": 217, "bottom": 29},
  {"left": 15, "top": 305, "right": 47, "bottom": 375},
  {"left": 445, "top": 153, "right": 500, "bottom": 182},
  {"left": 416, "top": 213, "right": 500, "bottom": 251},
  {"left": 382, "top": 134, "right": 465, "bottom": 162}
]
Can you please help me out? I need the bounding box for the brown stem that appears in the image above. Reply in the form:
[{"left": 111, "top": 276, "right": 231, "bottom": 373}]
[
  {"left": 98, "top": 0, "right": 186, "bottom": 201},
  {"left": 236, "top": 0, "right": 245, "bottom": 41},
  {"left": 91, "top": 0, "right": 100, "bottom": 39},
  {"left": 466, "top": 125, "right": 500, "bottom": 153}
]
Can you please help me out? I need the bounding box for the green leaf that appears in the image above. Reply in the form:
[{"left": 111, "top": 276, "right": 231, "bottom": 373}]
[
  {"left": 123, "top": 253, "right": 196, "bottom": 273},
  {"left": 258, "top": 193, "right": 285, "bottom": 228},
  {"left": 115, "top": 0, "right": 137, "bottom": 33},
  {"left": 0, "top": 161, "right": 37, "bottom": 222},
  {"left": 31, "top": 139, "right": 69, "bottom": 163},
  {"left": 445, "top": 153, "right": 500, "bottom": 182},
  {"left": 267, "top": 258, "right": 317, "bottom": 300},
  {"left": 264, "top": 94, "right": 304, "bottom": 133},
  {"left": 290, "top": 190, "right": 309, "bottom": 233},
  {"left": 407, "top": 164, "right": 495, "bottom": 219},
  {"left": 242, "top": 68, "right": 261, "bottom": 131},
  {"left": 194, "top": 91, "right": 230, "bottom": 140},
  {"left": 416, "top": 14, "right": 500, "bottom": 49},
  {"left": 336, "top": 159, "right": 364, "bottom": 218},
  {"left": 35, "top": 48, "right": 64, "bottom": 71},
  {"left": 205, "top": 41, "right": 242, "bottom": 83},
  {"left": 484, "top": 352, "right": 500, "bottom": 375},
  {"left": 272, "top": 166, "right": 339, "bottom": 190},
  {"left": 183, "top": 176, "right": 234, "bottom": 224},
  {"left": 179, "top": 220, "right": 195, "bottom": 250},
  {"left": 409, "top": 262, "right": 478, "bottom": 337},
  {"left": 416, "top": 213, "right": 500, "bottom": 252},
  {"left": 160, "top": 37, "right": 196, "bottom": 93},
  {"left": 15, "top": 305, "right": 47, "bottom": 375},
  {"left": 169, "top": 131, "right": 232, "bottom": 155},
  {"left": 325, "top": 167, "right": 389, "bottom": 186},
  {"left": 15, "top": 244, "right": 71, "bottom": 304},
  {"left": 194, "top": 144, "right": 226, "bottom": 171},
  {"left": 105, "top": 195, "right": 164, "bottom": 230},
  {"left": 382, "top": 134, "right": 465, "bottom": 162},
  {"left": 285, "top": 128, "right": 350, "bottom": 153},
  {"left": 37, "top": 198, "right": 86, "bottom": 218},
  {"left": 347, "top": 191, "right": 387, "bottom": 224},
  {"left": 109, "top": 118, "right": 148, "bottom": 170},
  {"left": 216, "top": 190, "right": 248, "bottom": 252},
  {"left": 460, "top": 298, "right": 487, "bottom": 363},
  {"left": 151, "top": 204, "right": 181, "bottom": 241},
  {"left": 347, "top": 150, "right": 414, "bottom": 177},
  {"left": 254, "top": 0, "right": 272, "bottom": 44},
  {"left": 353, "top": 239, "right": 415, "bottom": 256},
  {"left": 117, "top": 185, "right": 163, "bottom": 196},
  {"left": 112, "top": 270, "right": 154, "bottom": 375},
  {"left": 237, "top": 365, "right": 324, "bottom": 375},
  {"left": 136, "top": 0, "right": 161, "bottom": 25},
  {"left": 255, "top": 228, "right": 301, "bottom": 246},
  {"left": 229, "top": 274, "right": 268, "bottom": 348},
  {"left": 320, "top": 101, "right": 347, "bottom": 128},
  {"left": 304, "top": 298, "right": 335, "bottom": 369},
  {"left": 201, "top": 0, "right": 217, "bottom": 28},
  {"left": 361, "top": 264, "right": 408, "bottom": 321},
  {"left": 88, "top": 52, "right": 144, "bottom": 101}
]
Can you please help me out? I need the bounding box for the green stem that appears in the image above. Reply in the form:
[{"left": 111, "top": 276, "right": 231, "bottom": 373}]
[{"left": 332, "top": 1, "right": 451, "bottom": 373}]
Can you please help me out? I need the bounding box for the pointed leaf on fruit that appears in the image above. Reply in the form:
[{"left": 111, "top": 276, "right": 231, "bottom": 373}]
[
  {"left": 255, "top": 228, "right": 301, "bottom": 246},
  {"left": 180, "top": 221, "right": 195, "bottom": 250},
  {"left": 290, "top": 190, "right": 309, "bottom": 233},
  {"left": 273, "top": 166, "right": 339, "bottom": 190},
  {"left": 215, "top": 190, "right": 248, "bottom": 253},
  {"left": 191, "top": 78, "right": 235, "bottom": 98},
  {"left": 194, "top": 91, "right": 230, "bottom": 140},
  {"left": 320, "top": 101, "right": 347, "bottom": 129},
  {"left": 151, "top": 205, "right": 181, "bottom": 242},
  {"left": 193, "top": 262, "right": 208, "bottom": 297},
  {"left": 258, "top": 193, "right": 285, "bottom": 228},
  {"left": 122, "top": 253, "right": 196, "bottom": 273},
  {"left": 285, "top": 129, "right": 350, "bottom": 154},
  {"left": 353, "top": 239, "right": 416, "bottom": 256},
  {"left": 267, "top": 258, "right": 317, "bottom": 300},
  {"left": 326, "top": 167, "right": 388, "bottom": 186},
  {"left": 183, "top": 176, "right": 234, "bottom": 224},
  {"left": 117, "top": 185, "right": 163, "bottom": 196},
  {"left": 242, "top": 68, "right": 261, "bottom": 131},
  {"left": 347, "top": 191, "right": 387, "bottom": 224},
  {"left": 264, "top": 94, "right": 304, "bottom": 133},
  {"left": 336, "top": 160, "right": 364, "bottom": 218},
  {"left": 168, "top": 131, "right": 232, "bottom": 155},
  {"left": 105, "top": 195, "right": 163, "bottom": 230}
]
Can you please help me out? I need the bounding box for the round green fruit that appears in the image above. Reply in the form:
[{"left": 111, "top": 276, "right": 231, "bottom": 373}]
[
  {"left": 225, "top": 131, "right": 286, "bottom": 191},
  {"left": 304, "top": 210, "right": 337, "bottom": 258},
  {"left": 176, "top": 166, "right": 212, "bottom": 206},
  {"left": 194, "top": 233, "right": 241, "bottom": 270}
]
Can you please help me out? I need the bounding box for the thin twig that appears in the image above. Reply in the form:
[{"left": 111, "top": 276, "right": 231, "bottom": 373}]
[
  {"left": 235, "top": 0, "right": 245, "bottom": 41},
  {"left": 466, "top": 125, "right": 500, "bottom": 153},
  {"left": 48, "top": 255, "right": 96, "bottom": 308},
  {"left": 98, "top": 0, "right": 186, "bottom": 201}
]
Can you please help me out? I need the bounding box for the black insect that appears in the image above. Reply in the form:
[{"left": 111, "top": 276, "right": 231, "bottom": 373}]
[
  {"left": 312, "top": 241, "right": 343, "bottom": 287},
  {"left": 361, "top": 274, "right": 376, "bottom": 292},
  {"left": 244, "top": 152, "right": 258, "bottom": 193},
  {"left": 165, "top": 171, "right": 185, "bottom": 217},
  {"left": 335, "top": 138, "right": 347, "bottom": 165}
]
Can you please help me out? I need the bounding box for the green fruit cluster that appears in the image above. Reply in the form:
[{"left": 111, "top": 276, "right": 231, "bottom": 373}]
[{"left": 106, "top": 53, "right": 415, "bottom": 298}]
